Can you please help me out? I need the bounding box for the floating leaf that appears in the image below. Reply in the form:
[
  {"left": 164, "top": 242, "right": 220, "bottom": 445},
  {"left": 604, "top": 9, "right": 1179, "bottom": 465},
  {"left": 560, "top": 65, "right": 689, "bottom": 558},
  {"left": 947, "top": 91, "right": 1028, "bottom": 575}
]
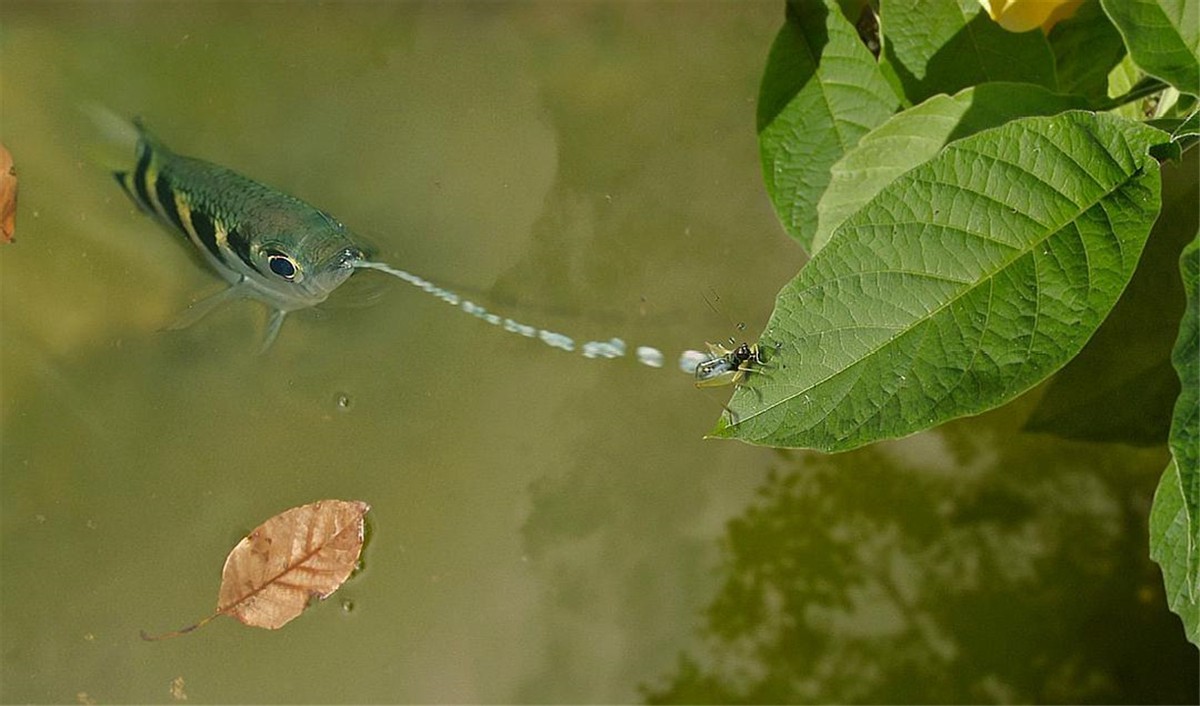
[
  {"left": 880, "top": 0, "right": 1057, "bottom": 105},
  {"left": 758, "top": 0, "right": 899, "bottom": 252},
  {"left": 142, "top": 499, "right": 369, "bottom": 639},
  {"left": 1101, "top": 0, "right": 1200, "bottom": 96},
  {"left": 0, "top": 143, "right": 16, "bottom": 244},
  {"left": 712, "top": 111, "right": 1165, "bottom": 451}
]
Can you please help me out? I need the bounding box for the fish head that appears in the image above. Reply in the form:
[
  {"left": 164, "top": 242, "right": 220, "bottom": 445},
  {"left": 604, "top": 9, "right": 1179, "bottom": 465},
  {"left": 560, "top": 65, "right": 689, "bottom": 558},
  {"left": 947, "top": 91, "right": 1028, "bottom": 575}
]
[{"left": 241, "top": 211, "right": 371, "bottom": 310}]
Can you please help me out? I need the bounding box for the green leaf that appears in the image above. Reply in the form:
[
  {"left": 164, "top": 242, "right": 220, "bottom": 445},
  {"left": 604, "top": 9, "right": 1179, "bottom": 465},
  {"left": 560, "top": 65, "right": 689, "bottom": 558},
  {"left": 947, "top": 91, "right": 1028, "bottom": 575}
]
[
  {"left": 1168, "top": 232, "right": 1199, "bottom": 598},
  {"left": 1164, "top": 108, "right": 1200, "bottom": 156},
  {"left": 758, "top": 0, "right": 900, "bottom": 253},
  {"left": 1024, "top": 147, "right": 1197, "bottom": 446},
  {"left": 1107, "top": 54, "right": 1146, "bottom": 121},
  {"left": 814, "top": 83, "right": 1088, "bottom": 254},
  {"left": 1101, "top": 0, "right": 1200, "bottom": 96},
  {"left": 1047, "top": 0, "right": 1128, "bottom": 101},
  {"left": 880, "top": 0, "right": 1057, "bottom": 104},
  {"left": 712, "top": 112, "right": 1166, "bottom": 451},
  {"left": 1150, "top": 459, "right": 1200, "bottom": 645},
  {"left": 1177, "top": 108, "right": 1200, "bottom": 138}
]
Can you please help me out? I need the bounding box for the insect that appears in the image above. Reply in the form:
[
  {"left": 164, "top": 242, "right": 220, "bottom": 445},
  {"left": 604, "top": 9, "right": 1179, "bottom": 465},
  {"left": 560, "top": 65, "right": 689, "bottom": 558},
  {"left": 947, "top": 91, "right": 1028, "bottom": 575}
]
[
  {"left": 112, "top": 119, "right": 386, "bottom": 350},
  {"left": 694, "top": 340, "right": 766, "bottom": 388}
]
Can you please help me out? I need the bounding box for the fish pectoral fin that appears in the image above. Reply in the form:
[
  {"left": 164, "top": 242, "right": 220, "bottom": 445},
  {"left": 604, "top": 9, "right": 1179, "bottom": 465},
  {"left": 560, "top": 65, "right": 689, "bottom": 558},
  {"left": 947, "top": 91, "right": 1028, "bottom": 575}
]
[
  {"left": 164, "top": 282, "right": 251, "bottom": 332},
  {"left": 258, "top": 309, "right": 288, "bottom": 354}
]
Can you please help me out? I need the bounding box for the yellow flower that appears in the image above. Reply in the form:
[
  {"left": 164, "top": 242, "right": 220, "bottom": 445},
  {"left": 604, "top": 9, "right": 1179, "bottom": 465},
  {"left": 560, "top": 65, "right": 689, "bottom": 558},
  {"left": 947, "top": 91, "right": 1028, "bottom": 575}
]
[{"left": 979, "top": 0, "right": 1083, "bottom": 33}]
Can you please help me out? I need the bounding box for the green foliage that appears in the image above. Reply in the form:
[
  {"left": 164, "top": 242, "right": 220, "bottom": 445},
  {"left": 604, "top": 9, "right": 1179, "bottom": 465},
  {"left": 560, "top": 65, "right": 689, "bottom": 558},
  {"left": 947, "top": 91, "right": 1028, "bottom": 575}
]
[
  {"left": 1023, "top": 149, "right": 1197, "bottom": 446},
  {"left": 1151, "top": 460, "right": 1200, "bottom": 644},
  {"left": 1047, "top": 0, "right": 1128, "bottom": 100},
  {"left": 733, "top": 0, "right": 1200, "bottom": 645},
  {"left": 718, "top": 111, "right": 1164, "bottom": 451},
  {"left": 758, "top": 0, "right": 899, "bottom": 252},
  {"left": 814, "top": 83, "right": 1089, "bottom": 254},
  {"left": 880, "top": 0, "right": 1056, "bottom": 103},
  {"left": 1101, "top": 0, "right": 1200, "bottom": 96},
  {"left": 1159, "top": 233, "right": 1199, "bottom": 610}
]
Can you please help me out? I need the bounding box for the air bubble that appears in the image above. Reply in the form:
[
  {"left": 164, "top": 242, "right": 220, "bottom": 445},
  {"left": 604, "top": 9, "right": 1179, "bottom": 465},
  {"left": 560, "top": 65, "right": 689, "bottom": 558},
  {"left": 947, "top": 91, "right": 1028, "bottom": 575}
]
[{"left": 335, "top": 393, "right": 352, "bottom": 411}]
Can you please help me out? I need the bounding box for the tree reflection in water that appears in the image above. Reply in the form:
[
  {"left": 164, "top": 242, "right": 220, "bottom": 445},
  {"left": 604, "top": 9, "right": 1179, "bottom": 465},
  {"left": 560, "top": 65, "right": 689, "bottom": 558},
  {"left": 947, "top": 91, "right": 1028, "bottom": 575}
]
[{"left": 644, "top": 435, "right": 1198, "bottom": 704}]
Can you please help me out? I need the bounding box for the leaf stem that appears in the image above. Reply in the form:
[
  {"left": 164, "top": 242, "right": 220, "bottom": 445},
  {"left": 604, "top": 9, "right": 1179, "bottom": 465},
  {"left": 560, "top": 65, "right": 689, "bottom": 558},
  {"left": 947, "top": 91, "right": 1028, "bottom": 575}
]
[
  {"left": 1095, "top": 76, "right": 1170, "bottom": 112},
  {"left": 140, "top": 612, "right": 220, "bottom": 641}
]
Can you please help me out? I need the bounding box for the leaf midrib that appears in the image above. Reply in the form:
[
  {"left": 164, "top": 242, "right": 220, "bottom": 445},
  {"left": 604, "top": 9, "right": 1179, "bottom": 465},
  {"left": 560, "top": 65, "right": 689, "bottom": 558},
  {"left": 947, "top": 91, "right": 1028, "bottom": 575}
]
[{"left": 219, "top": 517, "right": 359, "bottom": 613}]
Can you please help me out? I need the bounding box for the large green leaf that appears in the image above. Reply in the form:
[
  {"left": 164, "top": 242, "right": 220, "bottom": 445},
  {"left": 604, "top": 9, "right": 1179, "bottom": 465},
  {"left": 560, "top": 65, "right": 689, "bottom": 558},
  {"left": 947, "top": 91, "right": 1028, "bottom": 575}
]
[
  {"left": 1101, "top": 0, "right": 1200, "bottom": 96},
  {"left": 814, "top": 83, "right": 1088, "bottom": 254},
  {"left": 1166, "top": 232, "right": 1199, "bottom": 599},
  {"left": 1047, "top": 0, "right": 1127, "bottom": 101},
  {"left": 1024, "top": 147, "right": 1197, "bottom": 445},
  {"left": 880, "top": 0, "right": 1057, "bottom": 104},
  {"left": 1151, "top": 460, "right": 1200, "bottom": 645},
  {"left": 758, "top": 0, "right": 899, "bottom": 253},
  {"left": 712, "top": 112, "right": 1165, "bottom": 451}
]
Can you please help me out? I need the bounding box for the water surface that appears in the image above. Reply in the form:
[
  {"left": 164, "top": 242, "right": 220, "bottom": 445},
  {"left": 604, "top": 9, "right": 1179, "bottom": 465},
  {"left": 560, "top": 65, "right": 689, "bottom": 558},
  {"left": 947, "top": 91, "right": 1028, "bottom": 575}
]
[{"left": 1, "top": 3, "right": 1195, "bottom": 703}]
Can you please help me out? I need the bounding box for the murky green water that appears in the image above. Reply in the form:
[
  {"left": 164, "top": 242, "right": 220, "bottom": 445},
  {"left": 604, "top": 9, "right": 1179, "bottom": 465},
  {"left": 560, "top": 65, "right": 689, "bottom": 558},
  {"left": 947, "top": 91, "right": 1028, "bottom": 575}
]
[{"left": 2, "top": 3, "right": 1196, "bottom": 703}]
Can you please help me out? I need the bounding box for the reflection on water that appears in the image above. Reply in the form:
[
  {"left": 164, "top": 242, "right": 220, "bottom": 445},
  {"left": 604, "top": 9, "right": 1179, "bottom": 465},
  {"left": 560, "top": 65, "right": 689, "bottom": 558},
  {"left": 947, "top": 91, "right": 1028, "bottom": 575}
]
[
  {"left": 1, "top": 2, "right": 1196, "bottom": 703},
  {"left": 644, "top": 426, "right": 1198, "bottom": 703}
]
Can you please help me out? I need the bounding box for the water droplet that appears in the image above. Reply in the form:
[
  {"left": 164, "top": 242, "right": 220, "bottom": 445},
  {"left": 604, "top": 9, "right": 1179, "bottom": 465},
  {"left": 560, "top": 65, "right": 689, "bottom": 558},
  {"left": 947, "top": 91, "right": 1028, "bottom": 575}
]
[
  {"left": 679, "top": 350, "right": 709, "bottom": 374},
  {"left": 636, "top": 346, "right": 665, "bottom": 368}
]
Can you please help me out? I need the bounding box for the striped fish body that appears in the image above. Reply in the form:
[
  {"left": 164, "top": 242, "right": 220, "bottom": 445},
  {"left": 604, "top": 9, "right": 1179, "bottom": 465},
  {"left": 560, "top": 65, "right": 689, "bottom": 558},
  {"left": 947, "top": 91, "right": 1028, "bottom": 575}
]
[{"left": 114, "top": 122, "right": 370, "bottom": 344}]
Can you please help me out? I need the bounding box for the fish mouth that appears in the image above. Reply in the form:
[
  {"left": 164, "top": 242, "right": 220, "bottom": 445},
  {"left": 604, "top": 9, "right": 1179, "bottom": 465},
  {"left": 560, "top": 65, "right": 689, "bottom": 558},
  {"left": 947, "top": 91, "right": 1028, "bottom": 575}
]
[{"left": 333, "top": 246, "right": 367, "bottom": 270}]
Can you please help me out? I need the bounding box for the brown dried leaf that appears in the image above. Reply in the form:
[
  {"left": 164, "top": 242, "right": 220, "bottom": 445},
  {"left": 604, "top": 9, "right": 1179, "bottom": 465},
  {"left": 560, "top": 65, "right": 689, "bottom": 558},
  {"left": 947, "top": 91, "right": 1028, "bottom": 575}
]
[
  {"left": 218, "top": 499, "right": 369, "bottom": 629},
  {"left": 0, "top": 143, "right": 16, "bottom": 243},
  {"left": 141, "top": 499, "right": 369, "bottom": 640}
]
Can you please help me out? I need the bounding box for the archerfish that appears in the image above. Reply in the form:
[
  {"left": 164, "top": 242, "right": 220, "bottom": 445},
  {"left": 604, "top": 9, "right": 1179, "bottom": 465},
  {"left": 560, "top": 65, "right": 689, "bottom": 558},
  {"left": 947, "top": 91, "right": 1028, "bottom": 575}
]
[
  {"left": 110, "top": 120, "right": 739, "bottom": 376},
  {"left": 113, "top": 120, "right": 406, "bottom": 350}
]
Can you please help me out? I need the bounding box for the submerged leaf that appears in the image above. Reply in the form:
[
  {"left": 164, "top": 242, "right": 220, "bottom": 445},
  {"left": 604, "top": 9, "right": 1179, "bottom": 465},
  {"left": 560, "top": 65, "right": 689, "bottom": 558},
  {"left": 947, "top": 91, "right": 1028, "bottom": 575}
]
[
  {"left": 0, "top": 144, "right": 16, "bottom": 244},
  {"left": 142, "top": 499, "right": 369, "bottom": 639},
  {"left": 713, "top": 111, "right": 1166, "bottom": 451}
]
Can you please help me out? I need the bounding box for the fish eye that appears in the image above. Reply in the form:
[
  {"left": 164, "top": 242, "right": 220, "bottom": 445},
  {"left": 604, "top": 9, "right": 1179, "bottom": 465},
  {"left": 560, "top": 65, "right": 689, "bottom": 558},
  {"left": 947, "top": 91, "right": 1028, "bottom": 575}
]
[{"left": 266, "top": 250, "right": 300, "bottom": 281}]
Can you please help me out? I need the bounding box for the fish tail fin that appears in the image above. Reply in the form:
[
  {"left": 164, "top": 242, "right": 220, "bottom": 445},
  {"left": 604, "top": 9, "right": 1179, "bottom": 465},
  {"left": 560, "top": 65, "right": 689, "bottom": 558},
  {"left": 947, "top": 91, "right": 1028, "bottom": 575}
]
[
  {"left": 81, "top": 104, "right": 173, "bottom": 176},
  {"left": 80, "top": 103, "right": 143, "bottom": 173},
  {"left": 82, "top": 105, "right": 176, "bottom": 216}
]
